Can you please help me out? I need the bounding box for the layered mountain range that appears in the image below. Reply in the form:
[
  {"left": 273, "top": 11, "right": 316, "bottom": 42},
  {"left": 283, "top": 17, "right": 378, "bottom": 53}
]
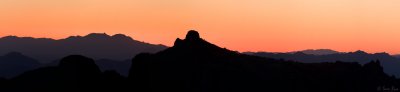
[
  {"left": 0, "top": 30, "right": 398, "bottom": 92},
  {"left": 2, "top": 31, "right": 400, "bottom": 79},
  {"left": 0, "top": 33, "right": 166, "bottom": 77}
]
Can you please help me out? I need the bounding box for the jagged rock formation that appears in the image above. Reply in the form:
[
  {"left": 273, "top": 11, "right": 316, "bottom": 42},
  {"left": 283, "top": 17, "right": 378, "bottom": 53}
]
[{"left": 185, "top": 30, "right": 201, "bottom": 40}]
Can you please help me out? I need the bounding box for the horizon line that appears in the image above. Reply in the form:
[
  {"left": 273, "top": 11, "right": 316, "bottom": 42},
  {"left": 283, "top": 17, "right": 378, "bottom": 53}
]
[{"left": 1, "top": 33, "right": 399, "bottom": 55}]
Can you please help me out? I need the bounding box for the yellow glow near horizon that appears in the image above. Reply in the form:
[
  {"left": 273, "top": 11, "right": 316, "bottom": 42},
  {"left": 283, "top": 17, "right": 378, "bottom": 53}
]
[{"left": 1, "top": 0, "right": 400, "bottom": 54}]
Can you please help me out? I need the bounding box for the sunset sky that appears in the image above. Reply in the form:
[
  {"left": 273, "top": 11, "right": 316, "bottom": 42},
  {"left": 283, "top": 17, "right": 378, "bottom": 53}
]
[{"left": 1, "top": 0, "right": 400, "bottom": 54}]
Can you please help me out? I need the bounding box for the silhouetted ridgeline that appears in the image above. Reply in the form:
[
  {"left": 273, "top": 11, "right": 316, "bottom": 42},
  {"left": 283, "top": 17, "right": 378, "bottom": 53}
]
[
  {"left": 0, "top": 33, "right": 167, "bottom": 63},
  {"left": 0, "top": 30, "right": 399, "bottom": 92},
  {"left": 245, "top": 51, "right": 400, "bottom": 77},
  {"left": 296, "top": 49, "right": 341, "bottom": 55}
]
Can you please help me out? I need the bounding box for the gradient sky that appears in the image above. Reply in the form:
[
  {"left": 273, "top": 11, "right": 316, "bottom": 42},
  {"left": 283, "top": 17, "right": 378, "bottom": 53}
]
[{"left": 1, "top": 0, "right": 400, "bottom": 54}]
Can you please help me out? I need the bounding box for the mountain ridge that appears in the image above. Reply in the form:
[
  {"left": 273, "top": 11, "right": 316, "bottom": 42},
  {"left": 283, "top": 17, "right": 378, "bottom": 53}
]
[
  {"left": 294, "top": 49, "right": 341, "bottom": 55},
  {"left": 0, "top": 33, "right": 168, "bottom": 63}
]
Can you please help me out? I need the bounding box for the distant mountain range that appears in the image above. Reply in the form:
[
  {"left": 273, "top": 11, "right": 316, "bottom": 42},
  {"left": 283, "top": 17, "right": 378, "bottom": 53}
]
[
  {"left": 245, "top": 50, "right": 400, "bottom": 77},
  {"left": 0, "top": 33, "right": 165, "bottom": 77},
  {"left": 0, "top": 33, "right": 168, "bottom": 63},
  {"left": 246, "top": 49, "right": 341, "bottom": 55}
]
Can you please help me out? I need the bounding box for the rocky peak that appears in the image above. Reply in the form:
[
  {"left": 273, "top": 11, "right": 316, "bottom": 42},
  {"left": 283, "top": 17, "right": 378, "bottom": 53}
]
[
  {"left": 170, "top": 30, "right": 234, "bottom": 55},
  {"left": 174, "top": 30, "right": 204, "bottom": 47},
  {"left": 185, "top": 30, "right": 201, "bottom": 40}
]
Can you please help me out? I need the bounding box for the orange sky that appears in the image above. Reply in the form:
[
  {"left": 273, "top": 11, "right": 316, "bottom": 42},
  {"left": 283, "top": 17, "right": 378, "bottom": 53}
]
[{"left": 1, "top": 0, "right": 400, "bottom": 54}]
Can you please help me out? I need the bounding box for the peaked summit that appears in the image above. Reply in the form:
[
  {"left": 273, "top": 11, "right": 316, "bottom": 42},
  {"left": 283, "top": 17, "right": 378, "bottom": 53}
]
[
  {"left": 172, "top": 30, "right": 234, "bottom": 55},
  {"left": 174, "top": 30, "right": 203, "bottom": 47}
]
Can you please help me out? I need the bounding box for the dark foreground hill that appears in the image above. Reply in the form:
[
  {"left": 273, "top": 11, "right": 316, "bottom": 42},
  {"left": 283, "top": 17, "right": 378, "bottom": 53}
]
[
  {"left": 5, "top": 55, "right": 128, "bottom": 92},
  {"left": 0, "top": 33, "right": 167, "bottom": 63},
  {"left": 1, "top": 30, "right": 398, "bottom": 92},
  {"left": 0, "top": 52, "right": 131, "bottom": 78},
  {"left": 128, "top": 30, "right": 399, "bottom": 92},
  {"left": 45, "top": 59, "right": 132, "bottom": 76}
]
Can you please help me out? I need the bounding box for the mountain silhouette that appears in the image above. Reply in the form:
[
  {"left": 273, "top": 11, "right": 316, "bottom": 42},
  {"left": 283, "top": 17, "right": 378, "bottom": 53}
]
[
  {"left": 0, "top": 33, "right": 167, "bottom": 63},
  {"left": 58, "top": 55, "right": 102, "bottom": 79},
  {"left": 1, "top": 30, "right": 399, "bottom": 92},
  {"left": 0, "top": 52, "right": 40, "bottom": 78},
  {"left": 246, "top": 51, "right": 400, "bottom": 77},
  {"left": 128, "top": 30, "right": 399, "bottom": 92}
]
